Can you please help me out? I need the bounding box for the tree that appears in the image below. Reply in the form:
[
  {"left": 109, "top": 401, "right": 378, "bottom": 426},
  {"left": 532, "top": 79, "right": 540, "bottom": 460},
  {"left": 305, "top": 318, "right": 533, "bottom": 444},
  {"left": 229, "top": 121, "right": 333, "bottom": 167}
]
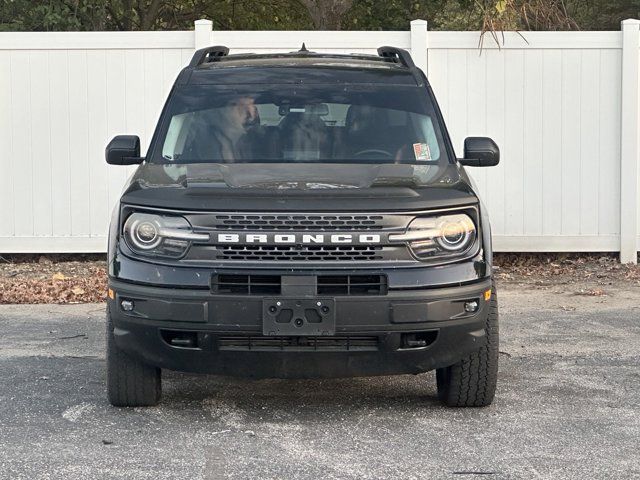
[
  {"left": 342, "top": 0, "right": 577, "bottom": 32},
  {"left": 345, "top": 0, "right": 441, "bottom": 30},
  {"left": 479, "top": 0, "right": 577, "bottom": 32},
  {"left": 1, "top": 0, "right": 637, "bottom": 32},
  {"left": 0, "top": 0, "right": 313, "bottom": 31},
  {"left": 297, "top": 0, "right": 354, "bottom": 29},
  {"left": 567, "top": 0, "right": 640, "bottom": 31}
]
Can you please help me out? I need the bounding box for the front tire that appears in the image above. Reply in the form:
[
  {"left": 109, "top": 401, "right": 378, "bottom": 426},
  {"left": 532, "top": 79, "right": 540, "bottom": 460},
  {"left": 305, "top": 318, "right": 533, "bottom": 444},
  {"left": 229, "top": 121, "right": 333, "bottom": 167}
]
[
  {"left": 436, "top": 281, "right": 499, "bottom": 407},
  {"left": 106, "top": 306, "right": 161, "bottom": 407}
]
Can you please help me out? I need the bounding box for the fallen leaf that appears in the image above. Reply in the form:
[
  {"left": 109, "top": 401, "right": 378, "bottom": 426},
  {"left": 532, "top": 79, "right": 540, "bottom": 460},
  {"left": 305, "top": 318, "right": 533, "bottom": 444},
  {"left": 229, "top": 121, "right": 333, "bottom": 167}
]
[{"left": 588, "top": 289, "right": 607, "bottom": 296}]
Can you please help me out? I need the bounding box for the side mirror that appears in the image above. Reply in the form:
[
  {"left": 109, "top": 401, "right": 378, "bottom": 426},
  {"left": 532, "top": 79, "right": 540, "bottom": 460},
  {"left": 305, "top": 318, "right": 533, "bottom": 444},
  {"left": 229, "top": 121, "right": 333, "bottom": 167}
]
[
  {"left": 106, "top": 135, "right": 143, "bottom": 165},
  {"left": 459, "top": 137, "right": 500, "bottom": 167}
]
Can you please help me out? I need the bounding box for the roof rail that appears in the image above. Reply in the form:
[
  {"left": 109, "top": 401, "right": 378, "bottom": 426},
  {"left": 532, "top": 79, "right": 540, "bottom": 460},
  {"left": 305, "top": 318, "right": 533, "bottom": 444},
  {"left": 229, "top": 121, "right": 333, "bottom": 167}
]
[
  {"left": 189, "top": 46, "right": 229, "bottom": 67},
  {"left": 377, "top": 46, "right": 424, "bottom": 86},
  {"left": 377, "top": 46, "right": 415, "bottom": 69}
]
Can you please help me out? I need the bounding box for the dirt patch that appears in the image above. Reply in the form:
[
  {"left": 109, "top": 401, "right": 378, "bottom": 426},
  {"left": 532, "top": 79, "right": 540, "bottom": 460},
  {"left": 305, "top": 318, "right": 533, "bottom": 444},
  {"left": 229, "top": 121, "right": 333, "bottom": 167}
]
[
  {"left": 493, "top": 253, "right": 640, "bottom": 288},
  {"left": 0, "top": 255, "right": 106, "bottom": 304},
  {"left": 0, "top": 253, "right": 638, "bottom": 304}
]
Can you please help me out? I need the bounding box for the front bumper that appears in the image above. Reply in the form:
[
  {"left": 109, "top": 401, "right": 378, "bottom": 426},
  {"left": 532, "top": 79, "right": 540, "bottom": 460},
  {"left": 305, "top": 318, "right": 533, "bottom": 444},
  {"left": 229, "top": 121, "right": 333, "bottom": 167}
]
[{"left": 107, "top": 276, "right": 493, "bottom": 378}]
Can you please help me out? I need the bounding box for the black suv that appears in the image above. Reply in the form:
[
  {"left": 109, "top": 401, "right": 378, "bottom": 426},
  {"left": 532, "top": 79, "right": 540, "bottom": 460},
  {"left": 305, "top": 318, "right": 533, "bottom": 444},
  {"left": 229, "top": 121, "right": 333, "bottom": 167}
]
[{"left": 105, "top": 45, "right": 500, "bottom": 408}]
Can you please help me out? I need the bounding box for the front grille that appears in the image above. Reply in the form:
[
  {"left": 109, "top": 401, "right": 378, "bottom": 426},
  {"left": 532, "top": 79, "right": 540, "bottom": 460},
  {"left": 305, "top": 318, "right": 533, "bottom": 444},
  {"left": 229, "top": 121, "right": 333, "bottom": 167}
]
[
  {"left": 217, "top": 335, "right": 379, "bottom": 351},
  {"left": 216, "top": 245, "right": 384, "bottom": 261},
  {"left": 185, "top": 211, "right": 417, "bottom": 265},
  {"left": 213, "top": 214, "right": 385, "bottom": 231}
]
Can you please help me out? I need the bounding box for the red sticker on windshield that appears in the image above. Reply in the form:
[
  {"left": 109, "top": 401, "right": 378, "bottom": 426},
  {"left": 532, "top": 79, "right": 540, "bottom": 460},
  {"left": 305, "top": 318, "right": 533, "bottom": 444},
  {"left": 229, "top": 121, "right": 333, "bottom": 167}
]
[{"left": 413, "top": 143, "right": 431, "bottom": 161}]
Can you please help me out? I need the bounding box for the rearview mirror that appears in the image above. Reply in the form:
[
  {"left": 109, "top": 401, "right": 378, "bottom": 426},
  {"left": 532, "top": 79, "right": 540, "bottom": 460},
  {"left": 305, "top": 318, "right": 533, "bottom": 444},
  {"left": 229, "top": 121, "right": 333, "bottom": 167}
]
[
  {"left": 106, "top": 135, "right": 143, "bottom": 165},
  {"left": 278, "top": 103, "right": 329, "bottom": 116},
  {"left": 458, "top": 137, "right": 499, "bottom": 167}
]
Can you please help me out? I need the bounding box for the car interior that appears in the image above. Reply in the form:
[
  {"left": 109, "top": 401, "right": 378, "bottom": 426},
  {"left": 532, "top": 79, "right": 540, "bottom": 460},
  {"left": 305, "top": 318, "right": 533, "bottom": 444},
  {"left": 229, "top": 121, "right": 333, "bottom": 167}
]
[{"left": 163, "top": 101, "right": 441, "bottom": 164}]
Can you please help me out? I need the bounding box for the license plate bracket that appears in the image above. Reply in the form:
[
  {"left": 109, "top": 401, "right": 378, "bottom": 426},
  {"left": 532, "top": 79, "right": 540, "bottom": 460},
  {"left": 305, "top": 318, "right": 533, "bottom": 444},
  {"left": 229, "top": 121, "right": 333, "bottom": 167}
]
[{"left": 262, "top": 298, "right": 336, "bottom": 336}]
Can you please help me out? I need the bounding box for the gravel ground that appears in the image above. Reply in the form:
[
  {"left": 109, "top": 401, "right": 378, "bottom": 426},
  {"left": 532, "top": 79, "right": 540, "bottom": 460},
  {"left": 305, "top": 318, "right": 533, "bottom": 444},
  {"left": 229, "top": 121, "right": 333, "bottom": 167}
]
[{"left": 0, "top": 280, "right": 639, "bottom": 479}]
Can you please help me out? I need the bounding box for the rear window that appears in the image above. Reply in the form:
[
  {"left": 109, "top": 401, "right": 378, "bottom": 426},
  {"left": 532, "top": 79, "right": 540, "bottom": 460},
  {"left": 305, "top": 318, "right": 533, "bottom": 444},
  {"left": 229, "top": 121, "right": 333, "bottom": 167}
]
[{"left": 151, "top": 84, "right": 450, "bottom": 165}]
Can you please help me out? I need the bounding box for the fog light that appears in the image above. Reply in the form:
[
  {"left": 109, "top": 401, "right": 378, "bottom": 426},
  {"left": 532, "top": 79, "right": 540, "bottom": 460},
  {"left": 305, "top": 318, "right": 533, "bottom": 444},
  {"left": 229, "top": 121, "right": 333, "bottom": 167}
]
[
  {"left": 464, "top": 300, "right": 479, "bottom": 313},
  {"left": 121, "top": 299, "right": 134, "bottom": 312}
]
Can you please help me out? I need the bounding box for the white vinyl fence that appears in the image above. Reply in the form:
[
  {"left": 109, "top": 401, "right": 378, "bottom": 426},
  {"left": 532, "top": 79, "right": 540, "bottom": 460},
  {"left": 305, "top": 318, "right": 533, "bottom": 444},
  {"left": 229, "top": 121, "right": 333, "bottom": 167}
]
[{"left": 1, "top": 19, "right": 639, "bottom": 262}]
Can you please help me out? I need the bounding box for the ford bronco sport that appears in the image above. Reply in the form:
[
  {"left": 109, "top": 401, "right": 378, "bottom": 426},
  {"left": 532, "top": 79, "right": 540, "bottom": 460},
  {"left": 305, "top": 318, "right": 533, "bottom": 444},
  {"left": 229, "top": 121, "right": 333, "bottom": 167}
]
[{"left": 105, "top": 45, "right": 500, "bottom": 408}]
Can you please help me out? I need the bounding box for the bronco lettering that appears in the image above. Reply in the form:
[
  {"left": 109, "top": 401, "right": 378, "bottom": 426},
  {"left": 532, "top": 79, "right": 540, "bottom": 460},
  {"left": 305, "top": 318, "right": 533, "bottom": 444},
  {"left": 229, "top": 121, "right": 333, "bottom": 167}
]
[{"left": 216, "top": 233, "right": 382, "bottom": 244}]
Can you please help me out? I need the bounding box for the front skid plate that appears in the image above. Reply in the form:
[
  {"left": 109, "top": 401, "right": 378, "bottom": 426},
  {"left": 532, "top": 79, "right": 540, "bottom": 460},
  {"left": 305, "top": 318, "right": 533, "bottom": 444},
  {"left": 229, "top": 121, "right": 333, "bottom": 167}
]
[{"left": 262, "top": 298, "right": 336, "bottom": 336}]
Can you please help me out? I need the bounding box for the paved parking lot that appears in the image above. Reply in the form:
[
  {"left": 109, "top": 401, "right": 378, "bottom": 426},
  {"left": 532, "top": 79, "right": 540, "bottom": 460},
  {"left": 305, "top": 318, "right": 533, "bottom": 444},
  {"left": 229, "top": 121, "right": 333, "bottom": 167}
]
[{"left": 0, "top": 282, "right": 639, "bottom": 479}]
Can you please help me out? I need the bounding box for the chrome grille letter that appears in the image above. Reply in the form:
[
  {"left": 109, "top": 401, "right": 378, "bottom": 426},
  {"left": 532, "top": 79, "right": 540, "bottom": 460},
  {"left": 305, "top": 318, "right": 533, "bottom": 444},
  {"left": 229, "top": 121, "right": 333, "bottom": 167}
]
[
  {"left": 359, "top": 234, "right": 381, "bottom": 243},
  {"left": 218, "top": 233, "right": 239, "bottom": 243},
  {"left": 331, "top": 234, "right": 352, "bottom": 243},
  {"left": 302, "top": 234, "right": 324, "bottom": 243},
  {"left": 274, "top": 234, "right": 296, "bottom": 243},
  {"left": 246, "top": 234, "right": 268, "bottom": 243}
]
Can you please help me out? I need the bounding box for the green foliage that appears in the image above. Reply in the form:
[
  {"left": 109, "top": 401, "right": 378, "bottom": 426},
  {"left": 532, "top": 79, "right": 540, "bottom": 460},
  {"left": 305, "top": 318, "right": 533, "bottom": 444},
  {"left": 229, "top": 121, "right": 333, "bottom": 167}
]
[
  {"left": 0, "top": 0, "right": 639, "bottom": 32},
  {"left": 0, "top": 0, "right": 311, "bottom": 31},
  {"left": 345, "top": 0, "right": 427, "bottom": 30},
  {"left": 0, "top": 0, "right": 97, "bottom": 31},
  {"left": 428, "top": 1, "right": 484, "bottom": 30},
  {"left": 343, "top": 0, "right": 484, "bottom": 31},
  {"left": 567, "top": 0, "right": 640, "bottom": 30},
  {"left": 188, "top": 0, "right": 312, "bottom": 30}
]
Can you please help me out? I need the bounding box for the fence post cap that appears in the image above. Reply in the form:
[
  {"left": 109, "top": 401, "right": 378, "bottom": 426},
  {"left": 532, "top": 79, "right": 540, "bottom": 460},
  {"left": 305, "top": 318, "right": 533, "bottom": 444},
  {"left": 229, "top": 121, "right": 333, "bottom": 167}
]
[
  {"left": 410, "top": 19, "right": 428, "bottom": 27},
  {"left": 195, "top": 19, "right": 213, "bottom": 26},
  {"left": 621, "top": 18, "right": 640, "bottom": 27}
]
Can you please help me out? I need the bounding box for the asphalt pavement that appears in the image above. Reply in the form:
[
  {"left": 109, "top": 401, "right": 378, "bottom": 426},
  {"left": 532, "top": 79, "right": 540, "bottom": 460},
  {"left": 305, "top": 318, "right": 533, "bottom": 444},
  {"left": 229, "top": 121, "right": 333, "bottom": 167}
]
[{"left": 0, "top": 283, "right": 639, "bottom": 480}]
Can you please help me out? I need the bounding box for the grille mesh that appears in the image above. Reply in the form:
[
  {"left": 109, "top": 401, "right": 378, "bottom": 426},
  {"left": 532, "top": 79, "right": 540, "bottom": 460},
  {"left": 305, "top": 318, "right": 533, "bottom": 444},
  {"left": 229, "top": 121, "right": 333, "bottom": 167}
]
[
  {"left": 217, "top": 245, "right": 384, "bottom": 261},
  {"left": 213, "top": 214, "right": 385, "bottom": 231}
]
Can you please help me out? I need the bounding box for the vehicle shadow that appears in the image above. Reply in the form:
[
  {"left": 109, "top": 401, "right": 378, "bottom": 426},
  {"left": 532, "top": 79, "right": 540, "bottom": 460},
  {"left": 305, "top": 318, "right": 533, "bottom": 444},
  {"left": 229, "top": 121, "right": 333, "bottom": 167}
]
[{"left": 160, "top": 370, "right": 443, "bottom": 417}]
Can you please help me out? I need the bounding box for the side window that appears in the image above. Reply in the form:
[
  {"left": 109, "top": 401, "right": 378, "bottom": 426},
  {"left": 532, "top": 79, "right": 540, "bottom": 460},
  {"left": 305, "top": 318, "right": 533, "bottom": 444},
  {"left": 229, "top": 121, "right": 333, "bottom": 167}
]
[
  {"left": 162, "top": 112, "right": 193, "bottom": 161},
  {"left": 416, "top": 115, "right": 441, "bottom": 161},
  {"left": 411, "top": 114, "right": 440, "bottom": 161},
  {"left": 255, "top": 104, "right": 280, "bottom": 127},
  {"left": 323, "top": 104, "right": 349, "bottom": 126}
]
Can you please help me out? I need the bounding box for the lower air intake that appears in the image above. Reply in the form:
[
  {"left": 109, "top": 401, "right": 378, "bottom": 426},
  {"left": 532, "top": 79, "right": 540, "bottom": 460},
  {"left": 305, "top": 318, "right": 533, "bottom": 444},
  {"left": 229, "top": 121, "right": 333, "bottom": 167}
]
[
  {"left": 317, "top": 274, "right": 387, "bottom": 295},
  {"left": 211, "top": 274, "right": 281, "bottom": 294},
  {"left": 217, "top": 335, "right": 379, "bottom": 351}
]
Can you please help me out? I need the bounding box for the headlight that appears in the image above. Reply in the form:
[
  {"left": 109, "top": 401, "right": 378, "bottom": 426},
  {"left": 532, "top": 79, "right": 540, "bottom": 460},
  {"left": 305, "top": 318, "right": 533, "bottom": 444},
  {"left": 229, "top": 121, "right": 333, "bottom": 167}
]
[
  {"left": 123, "top": 213, "right": 208, "bottom": 258},
  {"left": 389, "top": 212, "right": 477, "bottom": 262}
]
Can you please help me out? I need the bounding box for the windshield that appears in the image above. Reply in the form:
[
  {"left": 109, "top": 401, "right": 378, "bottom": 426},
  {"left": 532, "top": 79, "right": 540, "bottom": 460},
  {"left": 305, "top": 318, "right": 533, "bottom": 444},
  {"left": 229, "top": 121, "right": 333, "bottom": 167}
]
[{"left": 151, "top": 84, "right": 450, "bottom": 165}]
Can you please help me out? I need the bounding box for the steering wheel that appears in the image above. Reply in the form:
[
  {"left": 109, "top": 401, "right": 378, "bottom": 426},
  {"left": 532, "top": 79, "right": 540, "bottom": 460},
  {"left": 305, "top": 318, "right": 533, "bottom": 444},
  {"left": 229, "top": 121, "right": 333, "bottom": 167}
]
[{"left": 352, "top": 149, "right": 394, "bottom": 160}]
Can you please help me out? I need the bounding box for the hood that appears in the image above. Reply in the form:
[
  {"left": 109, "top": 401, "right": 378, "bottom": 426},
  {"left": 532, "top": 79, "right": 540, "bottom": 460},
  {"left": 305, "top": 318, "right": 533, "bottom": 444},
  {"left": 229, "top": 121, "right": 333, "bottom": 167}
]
[{"left": 120, "top": 162, "right": 478, "bottom": 212}]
